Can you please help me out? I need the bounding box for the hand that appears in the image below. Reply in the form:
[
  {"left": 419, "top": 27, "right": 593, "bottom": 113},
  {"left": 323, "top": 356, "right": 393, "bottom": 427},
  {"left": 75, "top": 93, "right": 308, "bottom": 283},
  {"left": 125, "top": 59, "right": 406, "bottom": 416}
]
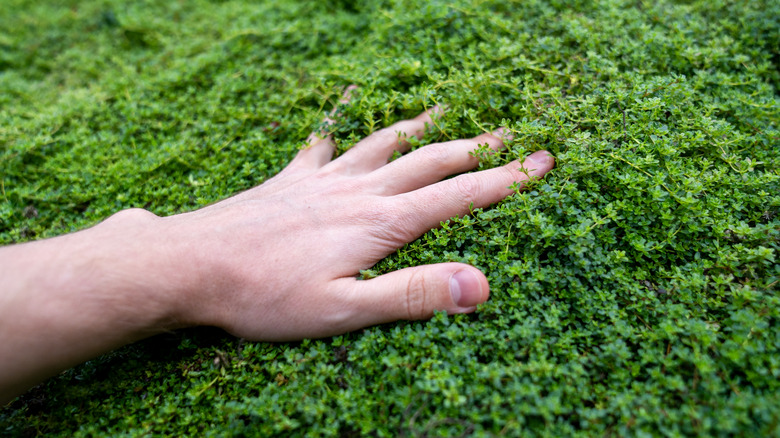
[
  {"left": 151, "top": 102, "right": 555, "bottom": 341},
  {"left": 0, "top": 95, "right": 554, "bottom": 401}
]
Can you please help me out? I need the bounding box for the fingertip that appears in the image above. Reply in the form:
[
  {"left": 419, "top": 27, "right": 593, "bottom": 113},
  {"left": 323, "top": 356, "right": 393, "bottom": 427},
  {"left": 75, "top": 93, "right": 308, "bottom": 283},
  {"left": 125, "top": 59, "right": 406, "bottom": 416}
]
[
  {"left": 491, "top": 127, "right": 514, "bottom": 143},
  {"left": 341, "top": 85, "right": 358, "bottom": 102},
  {"left": 522, "top": 150, "right": 556, "bottom": 174},
  {"left": 527, "top": 150, "right": 555, "bottom": 166},
  {"left": 430, "top": 104, "right": 445, "bottom": 118},
  {"left": 449, "top": 267, "right": 490, "bottom": 309},
  {"left": 415, "top": 104, "right": 445, "bottom": 124}
]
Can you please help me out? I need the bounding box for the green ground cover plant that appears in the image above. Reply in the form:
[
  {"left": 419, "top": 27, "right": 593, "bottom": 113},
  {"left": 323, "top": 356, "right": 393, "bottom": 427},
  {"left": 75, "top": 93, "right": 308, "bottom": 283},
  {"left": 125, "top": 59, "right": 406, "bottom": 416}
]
[{"left": 1, "top": 0, "right": 778, "bottom": 435}]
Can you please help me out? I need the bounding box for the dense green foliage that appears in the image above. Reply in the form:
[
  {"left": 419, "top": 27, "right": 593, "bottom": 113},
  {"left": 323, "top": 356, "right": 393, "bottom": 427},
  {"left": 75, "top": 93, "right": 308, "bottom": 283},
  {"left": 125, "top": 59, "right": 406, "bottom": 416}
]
[{"left": 1, "top": 0, "right": 778, "bottom": 435}]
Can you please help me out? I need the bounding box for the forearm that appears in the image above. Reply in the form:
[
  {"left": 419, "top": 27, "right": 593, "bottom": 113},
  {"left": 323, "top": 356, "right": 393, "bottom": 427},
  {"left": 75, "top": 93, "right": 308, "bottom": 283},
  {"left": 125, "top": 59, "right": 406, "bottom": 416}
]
[{"left": 0, "top": 209, "right": 184, "bottom": 404}]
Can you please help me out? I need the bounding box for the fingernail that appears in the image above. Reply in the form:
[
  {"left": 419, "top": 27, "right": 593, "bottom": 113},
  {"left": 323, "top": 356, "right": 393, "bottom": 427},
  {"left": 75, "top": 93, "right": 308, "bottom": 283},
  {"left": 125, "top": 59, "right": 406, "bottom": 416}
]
[
  {"left": 449, "top": 270, "right": 484, "bottom": 308},
  {"left": 525, "top": 150, "right": 553, "bottom": 166}
]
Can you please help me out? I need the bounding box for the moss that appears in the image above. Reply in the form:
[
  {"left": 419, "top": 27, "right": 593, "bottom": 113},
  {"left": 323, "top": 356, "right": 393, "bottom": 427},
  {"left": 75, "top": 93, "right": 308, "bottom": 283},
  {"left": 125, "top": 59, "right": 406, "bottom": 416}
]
[{"left": 1, "top": 0, "right": 778, "bottom": 436}]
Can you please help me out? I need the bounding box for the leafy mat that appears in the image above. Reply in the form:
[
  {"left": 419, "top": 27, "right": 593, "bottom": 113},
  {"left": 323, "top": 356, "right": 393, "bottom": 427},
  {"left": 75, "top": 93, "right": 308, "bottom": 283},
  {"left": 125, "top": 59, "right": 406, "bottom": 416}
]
[{"left": 1, "top": 0, "right": 778, "bottom": 436}]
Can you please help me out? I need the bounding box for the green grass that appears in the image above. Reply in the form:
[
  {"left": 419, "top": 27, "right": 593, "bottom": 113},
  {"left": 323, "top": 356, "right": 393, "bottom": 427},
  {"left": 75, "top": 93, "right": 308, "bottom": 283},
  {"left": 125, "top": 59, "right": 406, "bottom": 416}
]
[{"left": 1, "top": 0, "right": 779, "bottom": 436}]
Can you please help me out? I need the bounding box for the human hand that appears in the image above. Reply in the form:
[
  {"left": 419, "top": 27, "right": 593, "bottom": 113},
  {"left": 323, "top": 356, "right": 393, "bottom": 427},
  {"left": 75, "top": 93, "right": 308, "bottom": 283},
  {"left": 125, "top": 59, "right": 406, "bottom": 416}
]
[
  {"left": 0, "top": 94, "right": 554, "bottom": 401},
  {"left": 149, "top": 97, "right": 554, "bottom": 341}
]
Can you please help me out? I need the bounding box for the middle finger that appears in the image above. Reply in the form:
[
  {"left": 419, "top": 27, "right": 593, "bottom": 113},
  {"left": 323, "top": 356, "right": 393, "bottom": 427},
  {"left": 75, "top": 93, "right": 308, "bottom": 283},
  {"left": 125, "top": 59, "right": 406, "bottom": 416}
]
[{"left": 362, "top": 129, "right": 508, "bottom": 195}]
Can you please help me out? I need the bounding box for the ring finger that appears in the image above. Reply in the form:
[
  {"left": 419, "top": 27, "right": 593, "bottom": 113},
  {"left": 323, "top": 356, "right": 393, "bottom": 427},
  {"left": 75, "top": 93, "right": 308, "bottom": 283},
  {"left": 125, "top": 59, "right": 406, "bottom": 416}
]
[{"left": 325, "top": 106, "right": 442, "bottom": 175}]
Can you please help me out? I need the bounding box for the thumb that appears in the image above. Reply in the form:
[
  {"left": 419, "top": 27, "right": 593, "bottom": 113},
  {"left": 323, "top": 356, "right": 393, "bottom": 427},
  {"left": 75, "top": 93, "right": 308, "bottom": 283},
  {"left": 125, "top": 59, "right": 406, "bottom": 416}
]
[{"left": 340, "top": 263, "right": 490, "bottom": 327}]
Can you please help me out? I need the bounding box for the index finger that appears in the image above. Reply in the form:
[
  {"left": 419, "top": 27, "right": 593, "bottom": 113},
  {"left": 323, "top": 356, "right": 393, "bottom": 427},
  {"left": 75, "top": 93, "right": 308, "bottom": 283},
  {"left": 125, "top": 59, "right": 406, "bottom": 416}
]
[{"left": 392, "top": 150, "right": 555, "bottom": 233}]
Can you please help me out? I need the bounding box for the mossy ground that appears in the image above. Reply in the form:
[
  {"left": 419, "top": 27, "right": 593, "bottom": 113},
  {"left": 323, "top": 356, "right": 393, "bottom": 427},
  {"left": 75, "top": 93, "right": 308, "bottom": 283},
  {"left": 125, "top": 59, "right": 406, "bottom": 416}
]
[{"left": 1, "top": 0, "right": 778, "bottom": 436}]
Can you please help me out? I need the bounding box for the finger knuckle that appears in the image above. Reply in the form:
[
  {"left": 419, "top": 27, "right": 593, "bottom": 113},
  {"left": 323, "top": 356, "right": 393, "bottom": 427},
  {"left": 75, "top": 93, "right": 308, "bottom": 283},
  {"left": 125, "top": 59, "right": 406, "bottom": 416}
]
[
  {"left": 356, "top": 201, "right": 389, "bottom": 225},
  {"left": 500, "top": 164, "right": 525, "bottom": 184},
  {"left": 109, "top": 208, "right": 158, "bottom": 224},
  {"left": 417, "top": 143, "right": 453, "bottom": 164},
  {"left": 404, "top": 270, "right": 430, "bottom": 320},
  {"left": 362, "top": 203, "right": 419, "bottom": 245},
  {"left": 454, "top": 173, "right": 481, "bottom": 206}
]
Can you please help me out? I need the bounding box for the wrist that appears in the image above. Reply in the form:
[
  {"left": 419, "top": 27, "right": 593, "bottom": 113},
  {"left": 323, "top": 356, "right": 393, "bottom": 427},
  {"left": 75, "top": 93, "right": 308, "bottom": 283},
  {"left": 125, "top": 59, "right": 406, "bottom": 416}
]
[
  {"left": 0, "top": 208, "right": 188, "bottom": 401},
  {"left": 87, "top": 208, "right": 192, "bottom": 334}
]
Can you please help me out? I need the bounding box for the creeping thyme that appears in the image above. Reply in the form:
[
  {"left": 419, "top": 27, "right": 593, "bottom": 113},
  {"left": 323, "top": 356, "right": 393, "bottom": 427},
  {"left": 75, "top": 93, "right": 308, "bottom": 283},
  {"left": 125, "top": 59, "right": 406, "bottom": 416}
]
[{"left": 1, "top": 0, "right": 778, "bottom": 436}]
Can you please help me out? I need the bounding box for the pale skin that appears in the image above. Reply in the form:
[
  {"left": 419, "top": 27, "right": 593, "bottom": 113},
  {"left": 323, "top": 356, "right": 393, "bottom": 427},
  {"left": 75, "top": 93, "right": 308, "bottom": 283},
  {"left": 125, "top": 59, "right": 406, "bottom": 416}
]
[{"left": 0, "top": 100, "right": 554, "bottom": 404}]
